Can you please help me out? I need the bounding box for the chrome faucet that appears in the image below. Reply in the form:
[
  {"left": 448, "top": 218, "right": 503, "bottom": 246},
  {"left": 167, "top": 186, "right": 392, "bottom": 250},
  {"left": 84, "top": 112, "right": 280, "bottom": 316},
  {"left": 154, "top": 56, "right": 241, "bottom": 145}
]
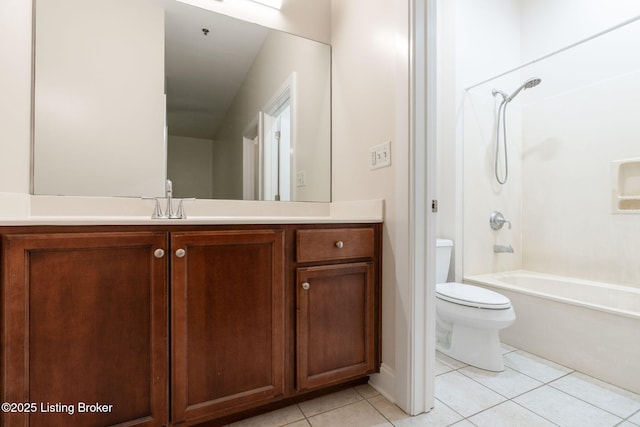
[
  {"left": 164, "top": 179, "right": 175, "bottom": 219},
  {"left": 494, "top": 244, "right": 514, "bottom": 253},
  {"left": 149, "top": 179, "right": 193, "bottom": 219}
]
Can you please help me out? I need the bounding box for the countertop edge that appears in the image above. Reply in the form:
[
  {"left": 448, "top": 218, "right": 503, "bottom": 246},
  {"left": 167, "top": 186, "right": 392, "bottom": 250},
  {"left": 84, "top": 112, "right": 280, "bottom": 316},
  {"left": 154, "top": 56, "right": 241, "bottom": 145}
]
[
  {"left": 0, "top": 216, "right": 383, "bottom": 226},
  {"left": 0, "top": 195, "right": 384, "bottom": 226}
]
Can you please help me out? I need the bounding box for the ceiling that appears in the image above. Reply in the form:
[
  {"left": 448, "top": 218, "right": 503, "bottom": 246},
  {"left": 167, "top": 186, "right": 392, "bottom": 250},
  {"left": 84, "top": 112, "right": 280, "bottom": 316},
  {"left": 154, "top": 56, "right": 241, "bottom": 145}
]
[{"left": 163, "top": 1, "right": 269, "bottom": 139}]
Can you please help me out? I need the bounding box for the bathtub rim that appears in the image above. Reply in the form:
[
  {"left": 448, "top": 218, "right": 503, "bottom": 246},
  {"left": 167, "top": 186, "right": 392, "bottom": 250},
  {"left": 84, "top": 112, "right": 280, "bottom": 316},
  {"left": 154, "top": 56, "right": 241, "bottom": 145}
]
[{"left": 464, "top": 269, "right": 640, "bottom": 321}]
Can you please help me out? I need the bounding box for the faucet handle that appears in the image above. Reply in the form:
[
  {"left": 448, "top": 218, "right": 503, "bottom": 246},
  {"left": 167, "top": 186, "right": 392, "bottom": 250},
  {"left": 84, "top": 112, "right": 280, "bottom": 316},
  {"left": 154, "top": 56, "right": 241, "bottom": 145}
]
[
  {"left": 172, "top": 199, "right": 186, "bottom": 219},
  {"left": 170, "top": 198, "right": 195, "bottom": 219},
  {"left": 152, "top": 198, "right": 164, "bottom": 219},
  {"left": 143, "top": 197, "right": 167, "bottom": 219},
  {"left": 490, "top": 211, "right": 511, "bottom": 230}
]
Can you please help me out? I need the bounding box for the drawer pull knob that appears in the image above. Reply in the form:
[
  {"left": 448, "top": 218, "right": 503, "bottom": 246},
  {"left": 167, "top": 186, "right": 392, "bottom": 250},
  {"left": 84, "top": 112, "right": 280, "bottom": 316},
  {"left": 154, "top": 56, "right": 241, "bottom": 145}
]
[
  {"left": 302, "top": 282, "right": 311, "bottom": 290},
  {"left": 153, "top": 248, "right": 165, "bottom": 258},
  {"left": 175, "top": 248, "right": 186, "bottom": 258},
  {"left": 335, "top": 241, "right": 344, "bottom": 249}
]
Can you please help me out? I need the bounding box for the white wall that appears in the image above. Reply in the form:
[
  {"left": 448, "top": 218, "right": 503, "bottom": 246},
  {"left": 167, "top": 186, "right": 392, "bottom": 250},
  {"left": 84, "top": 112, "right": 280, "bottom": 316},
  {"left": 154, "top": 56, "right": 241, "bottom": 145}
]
[
  {"left": 0, "top": 0, "right": 32, "bottom": 194},
  {"left": 438, "top": 0, "right": 524, "bottom": 278},
  {"left": 168, "top": 135, "right": 214, "bottom": 198},
  {"left": 521, "top": 0, "right": 640, "bottom": 62},
  {"left": 33, "top": 0, "right": 166, "bottom": 197},
  {"left": 331, "top": 0, "right": 409, "bottom": 403},
  {"left": 519, "top": 4, "right": 640, "bottom": 287},
  {"left": 448, "top": 0, "right": 640, "bottom": 287}
]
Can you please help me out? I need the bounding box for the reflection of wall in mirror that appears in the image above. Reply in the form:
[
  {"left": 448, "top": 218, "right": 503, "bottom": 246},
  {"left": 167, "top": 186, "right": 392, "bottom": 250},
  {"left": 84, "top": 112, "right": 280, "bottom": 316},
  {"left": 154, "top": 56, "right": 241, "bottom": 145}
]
[
  {"left": 33, "top": 0, "right": 166, "bottom": 197},
  {"left": 213, "top": 31, "right": 331, "bottom": 202},
  {"left": 167, "top": 135, "right": 214, "bottom": 199}
]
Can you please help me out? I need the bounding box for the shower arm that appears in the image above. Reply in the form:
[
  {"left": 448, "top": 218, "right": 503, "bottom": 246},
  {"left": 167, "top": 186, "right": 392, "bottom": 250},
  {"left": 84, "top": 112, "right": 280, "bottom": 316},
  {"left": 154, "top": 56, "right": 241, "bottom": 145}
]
[{"left": 492, "top": 89, "right": 508, "bottom": 101}]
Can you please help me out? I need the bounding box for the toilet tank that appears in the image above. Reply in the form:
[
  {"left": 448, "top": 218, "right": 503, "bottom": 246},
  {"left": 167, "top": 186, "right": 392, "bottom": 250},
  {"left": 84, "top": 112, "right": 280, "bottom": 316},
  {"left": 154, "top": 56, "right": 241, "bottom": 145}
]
[{"left": 436, "top": 239, "right": 453, "bottom": 284}]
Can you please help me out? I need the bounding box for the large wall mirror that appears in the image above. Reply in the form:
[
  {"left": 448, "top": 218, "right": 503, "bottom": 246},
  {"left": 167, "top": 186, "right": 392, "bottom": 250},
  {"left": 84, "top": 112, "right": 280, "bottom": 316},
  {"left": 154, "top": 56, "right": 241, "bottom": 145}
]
[{"left": 33, "top": 0, "right": 331, "bottom": 202}]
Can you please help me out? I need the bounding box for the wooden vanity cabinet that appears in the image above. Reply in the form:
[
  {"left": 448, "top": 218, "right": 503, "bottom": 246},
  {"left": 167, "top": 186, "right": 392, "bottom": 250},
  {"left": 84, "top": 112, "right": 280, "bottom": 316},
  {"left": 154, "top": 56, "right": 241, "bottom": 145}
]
[
  {"left": 0, "top": 223, "right": 381, "bottom": 427},
  {"left": 295, "top": 227, "right": 380, "bottom": 391},
  {"left": 1, "top": 231, "right": 169, "bottom": 427},
  {"left": 170, "top": 230, "right": 286, "bottom": 425}
]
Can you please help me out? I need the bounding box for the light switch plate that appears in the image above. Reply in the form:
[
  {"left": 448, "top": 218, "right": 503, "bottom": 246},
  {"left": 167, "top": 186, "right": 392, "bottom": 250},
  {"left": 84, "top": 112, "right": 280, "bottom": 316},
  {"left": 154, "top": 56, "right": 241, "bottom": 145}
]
[
  {"left": 296, "top": 170, "right": 306, "bottom": 187},
  {"left": 369, "top": 141, "right": 391, "bottom": 170}
]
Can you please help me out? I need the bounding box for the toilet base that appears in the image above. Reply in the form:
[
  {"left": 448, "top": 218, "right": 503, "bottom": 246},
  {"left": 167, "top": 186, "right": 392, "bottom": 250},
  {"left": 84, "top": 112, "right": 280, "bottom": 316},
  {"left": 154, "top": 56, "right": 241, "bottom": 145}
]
[{"left": 436, "top": 322, "right": 505, "bottom": 372}]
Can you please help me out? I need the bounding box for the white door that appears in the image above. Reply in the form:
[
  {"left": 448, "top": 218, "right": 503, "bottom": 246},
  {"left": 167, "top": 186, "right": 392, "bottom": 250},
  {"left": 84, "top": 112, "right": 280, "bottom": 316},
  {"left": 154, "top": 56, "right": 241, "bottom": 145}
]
[{"left": 261, "top": 100, "right": 291, "bottom": 201}]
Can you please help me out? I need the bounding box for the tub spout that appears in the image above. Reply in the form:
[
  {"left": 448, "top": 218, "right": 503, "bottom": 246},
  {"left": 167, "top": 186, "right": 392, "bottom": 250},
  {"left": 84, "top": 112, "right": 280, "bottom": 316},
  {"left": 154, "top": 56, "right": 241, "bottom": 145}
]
[{"left": 494, "top": 244, "right": 514, "bottom": 253}]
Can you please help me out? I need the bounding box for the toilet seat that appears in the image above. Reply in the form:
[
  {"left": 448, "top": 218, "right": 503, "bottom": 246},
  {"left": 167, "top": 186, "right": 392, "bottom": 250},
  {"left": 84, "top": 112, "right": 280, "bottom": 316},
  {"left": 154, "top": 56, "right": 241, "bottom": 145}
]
[{"left": 436, "top": 282, "right": 511, "bottom": 309}]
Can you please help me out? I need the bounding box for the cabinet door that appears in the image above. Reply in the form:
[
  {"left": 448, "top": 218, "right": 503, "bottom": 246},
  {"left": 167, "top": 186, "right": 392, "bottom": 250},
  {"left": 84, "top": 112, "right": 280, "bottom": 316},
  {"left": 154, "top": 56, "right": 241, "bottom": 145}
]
[
  {"left": 1, "top": 232, "right": 168, "bottom": 427},
  {"left": 296, "top": 262, "right": 376, "bottom": 390},
  {"left": 171, "top": 230, "right": 285, "bottom": 424}
]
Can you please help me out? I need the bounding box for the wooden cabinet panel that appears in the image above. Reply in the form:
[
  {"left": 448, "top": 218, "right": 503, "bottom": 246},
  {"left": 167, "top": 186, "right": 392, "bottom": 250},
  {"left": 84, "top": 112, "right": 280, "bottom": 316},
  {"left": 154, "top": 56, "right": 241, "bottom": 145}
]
[
  {"left": 296, "top": 262, "right": 376, "bottom": 391},
  {"left": 1, "top": 232, "right": 168, "bottom": 427},
  {"left": 171, "top": 230, "right": 285, "bottom": 424},
  {"left": 296, "top": 228, "right": 374, "bottom": 263}
]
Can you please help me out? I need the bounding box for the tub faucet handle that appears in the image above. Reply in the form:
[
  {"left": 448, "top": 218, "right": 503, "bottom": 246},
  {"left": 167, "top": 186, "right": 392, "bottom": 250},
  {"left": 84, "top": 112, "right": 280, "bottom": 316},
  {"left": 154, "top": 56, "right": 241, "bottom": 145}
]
[{"left": 490, "top": 211, "right": 511, "bottom": 230}]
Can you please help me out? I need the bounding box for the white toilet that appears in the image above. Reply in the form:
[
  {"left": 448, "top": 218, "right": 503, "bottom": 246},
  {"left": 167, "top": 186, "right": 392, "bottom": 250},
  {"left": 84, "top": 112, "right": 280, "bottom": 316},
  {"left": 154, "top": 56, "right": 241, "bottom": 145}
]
[{"left": 435, "top": 239, "right": 516, "bottom": 371}]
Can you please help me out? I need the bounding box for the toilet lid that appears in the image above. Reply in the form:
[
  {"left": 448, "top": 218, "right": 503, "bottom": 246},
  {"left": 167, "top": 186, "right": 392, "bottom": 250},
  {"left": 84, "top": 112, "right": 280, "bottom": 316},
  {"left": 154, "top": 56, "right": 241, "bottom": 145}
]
[{"left": 436, "top": 282, "right": 511, "bottom": 309}]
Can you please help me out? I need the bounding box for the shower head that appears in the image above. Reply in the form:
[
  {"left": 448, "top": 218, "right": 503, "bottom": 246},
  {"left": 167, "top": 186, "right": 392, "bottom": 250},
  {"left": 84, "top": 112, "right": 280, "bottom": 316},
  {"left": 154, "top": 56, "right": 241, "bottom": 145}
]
[
  {"left": 524, "top": 77, "right": 542, "bottom": 88},
  {"left": 506, "top": 77, "right": 542, "bottom": 102}
]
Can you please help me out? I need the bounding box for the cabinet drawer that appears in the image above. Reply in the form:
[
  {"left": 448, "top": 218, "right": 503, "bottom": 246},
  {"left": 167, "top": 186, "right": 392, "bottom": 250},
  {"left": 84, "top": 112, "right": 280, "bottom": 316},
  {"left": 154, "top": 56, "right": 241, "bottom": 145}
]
[{"left": 296, "top": 228, "right": 375, "bottom": 263}]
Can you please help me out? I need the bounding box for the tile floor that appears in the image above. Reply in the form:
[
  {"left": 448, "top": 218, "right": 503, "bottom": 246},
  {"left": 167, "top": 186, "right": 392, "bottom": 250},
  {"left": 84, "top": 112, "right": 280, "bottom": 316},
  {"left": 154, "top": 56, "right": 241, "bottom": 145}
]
[{"left": 227, "top": 345, "right": 640, "bottom": 427}]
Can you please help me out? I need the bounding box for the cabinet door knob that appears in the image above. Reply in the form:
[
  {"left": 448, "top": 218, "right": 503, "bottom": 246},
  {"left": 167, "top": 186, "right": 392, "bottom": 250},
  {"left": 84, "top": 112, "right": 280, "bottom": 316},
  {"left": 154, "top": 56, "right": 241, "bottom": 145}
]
[
  {"left": 301, "top": 282, "right": 310, "bottom": 290},
  {"left": 335, "top": 241, "right": 344, "bottom": 249},
  {"left": 175, "top": 248, "right": 186, "bottom": 258},
  {"left": 153, "top": 248, "right": 165, "bottom": 258}
]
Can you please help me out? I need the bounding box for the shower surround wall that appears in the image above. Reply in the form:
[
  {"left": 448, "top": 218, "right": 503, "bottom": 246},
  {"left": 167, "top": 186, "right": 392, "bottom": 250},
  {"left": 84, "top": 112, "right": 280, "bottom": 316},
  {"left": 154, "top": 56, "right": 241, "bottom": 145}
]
[
  {"left": 443, "top": 0, "right": 640, "bottom": 290},
  {"left": 463, "top": 75, "right": 524, "bottom": 276},
  {"left": 437, "top": 0, "right": 525, "bottom": 278},
  {"left": 520, "top": 18, "right": 640, "bottom": 288}
]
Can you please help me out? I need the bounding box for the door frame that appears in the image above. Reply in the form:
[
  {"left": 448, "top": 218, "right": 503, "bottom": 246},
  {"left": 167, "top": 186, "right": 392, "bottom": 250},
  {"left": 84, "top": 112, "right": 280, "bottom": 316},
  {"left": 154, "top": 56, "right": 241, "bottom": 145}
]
[{"left": 396, "top": 0, "right": 438, "bottom": 415}]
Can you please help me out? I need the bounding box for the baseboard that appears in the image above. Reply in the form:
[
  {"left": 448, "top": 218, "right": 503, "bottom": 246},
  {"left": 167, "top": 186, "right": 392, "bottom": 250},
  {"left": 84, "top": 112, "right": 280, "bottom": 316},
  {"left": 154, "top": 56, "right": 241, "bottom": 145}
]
[{"left": 368, "top": 363, "right": 395, "bottom": 403}]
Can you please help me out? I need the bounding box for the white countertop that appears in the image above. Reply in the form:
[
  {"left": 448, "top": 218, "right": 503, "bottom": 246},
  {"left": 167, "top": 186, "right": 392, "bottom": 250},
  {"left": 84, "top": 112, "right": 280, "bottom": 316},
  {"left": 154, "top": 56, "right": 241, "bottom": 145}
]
[
  {"left": 0, "top": 216, "right": 382, "bottom": 226},
  {"left": 0, "top": 194, "right": 384, "bottom": 226}
]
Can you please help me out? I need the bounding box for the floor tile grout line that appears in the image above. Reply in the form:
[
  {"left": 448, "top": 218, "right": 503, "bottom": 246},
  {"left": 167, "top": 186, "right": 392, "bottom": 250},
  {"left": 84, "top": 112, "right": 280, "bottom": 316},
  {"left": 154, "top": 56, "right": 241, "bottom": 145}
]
[
  {"left": 547, "top": 370, "right": 640, "bottom": 407},
  {"left": 435, "top": 374, "right": 563, "bottom": 427},
  {"left": 470, "top": 358, "right": 630, "bottom": 424},
  {"left": 545, "top": 381, "right": 628, "bottom": 422},
  {"left": 508, "top": 394, "right": 563, "bottom": 427},
  {"left": 361, "top": 395, "right": 396, "bottom": 426},
  {"left": 433, "top": 396, "right": 469, "bottom": 424},
  {"left": 295, "top": 386, "right": 392, "bottom": 426},
  {"left": 627, "top": 408, "right": 640, "bottom": 421},
  {"left": 292, "top": 375, "right": 633, "bottom": 427},
  {"left": 546, "top": 369, "right": 640, "bottom": 420},
  {"left": 297, "top": 388, "right": 366, "bottom": 420},
  {"left": 356, "top": 386, "right": 399, "bottom": 426},
  {"left": 435, "top": 353, "right": 593, "bottom": 426},
  {"left": 436, "top": 349, "right": 640, "bottom": 427},
  {"left": 281, "top": 349, "right": 640, "bottom": 427},
  {"left": 454, "top": 363, "right": 546, "bottom": 400}
]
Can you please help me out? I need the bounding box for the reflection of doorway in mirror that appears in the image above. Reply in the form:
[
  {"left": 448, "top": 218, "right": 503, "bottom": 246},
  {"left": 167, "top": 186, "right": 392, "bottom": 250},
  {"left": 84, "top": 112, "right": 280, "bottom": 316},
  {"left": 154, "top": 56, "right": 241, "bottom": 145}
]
[
  {"left": 263, "top": 103, "right": 291, "bottom": 201},
  {"left": 241, "top": 74, "right": 295, "bottom": 201},
  {"left": 242, "top": 136, "right": 259, "bottom": 200},
  {"left": 248, "top": 73, "right": 295, "bottom": 202}
]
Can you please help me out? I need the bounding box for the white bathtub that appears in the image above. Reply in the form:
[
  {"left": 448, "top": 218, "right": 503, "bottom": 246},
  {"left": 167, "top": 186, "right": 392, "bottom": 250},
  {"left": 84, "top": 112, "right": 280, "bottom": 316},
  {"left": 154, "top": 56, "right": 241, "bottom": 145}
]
[{"left": 465, "top": 270, "right": 640, "bottom": 394}]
